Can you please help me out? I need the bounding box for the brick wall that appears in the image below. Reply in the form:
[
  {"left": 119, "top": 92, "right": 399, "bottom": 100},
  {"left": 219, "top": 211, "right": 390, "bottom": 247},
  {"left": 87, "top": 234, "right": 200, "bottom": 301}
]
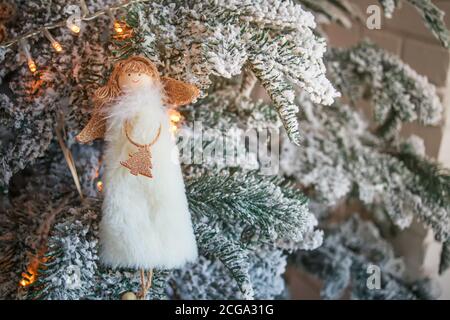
[{"left": 321, "top": 0, "right": 450, "bottom": 300}]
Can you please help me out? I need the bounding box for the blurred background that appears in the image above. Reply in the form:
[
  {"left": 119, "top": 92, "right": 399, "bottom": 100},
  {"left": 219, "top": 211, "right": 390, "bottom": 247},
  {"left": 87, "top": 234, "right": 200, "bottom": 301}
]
[{"left": 283, "top": 0, "right": 450, "bottom": 300}]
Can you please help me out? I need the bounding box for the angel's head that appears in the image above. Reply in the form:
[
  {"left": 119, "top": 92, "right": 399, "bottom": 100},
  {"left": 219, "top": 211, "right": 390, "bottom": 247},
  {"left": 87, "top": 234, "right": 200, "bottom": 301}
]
[
  {"left": 94, "top": 56, "right": 160, "bottom": 106},
  {"left": 91, "top": 55, "right": 199, "bottom": 113}
]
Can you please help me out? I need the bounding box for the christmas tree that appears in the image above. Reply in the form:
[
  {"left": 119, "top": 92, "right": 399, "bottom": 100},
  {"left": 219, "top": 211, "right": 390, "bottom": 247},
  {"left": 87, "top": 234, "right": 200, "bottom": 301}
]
[{"left": 0, "top": 0, "right": 449, "bottom": 300}]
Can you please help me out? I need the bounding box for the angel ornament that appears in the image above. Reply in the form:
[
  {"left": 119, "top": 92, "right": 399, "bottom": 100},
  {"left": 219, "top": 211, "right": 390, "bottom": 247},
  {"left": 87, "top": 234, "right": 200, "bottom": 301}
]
[{"left": 76, "top": 56, "right": 199, "bottom": 299}]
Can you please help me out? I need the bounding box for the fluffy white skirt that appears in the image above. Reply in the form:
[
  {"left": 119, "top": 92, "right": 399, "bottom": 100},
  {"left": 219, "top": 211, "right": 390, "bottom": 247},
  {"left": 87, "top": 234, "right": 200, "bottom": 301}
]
[{"left": 99, "top": 88, "right": 198, "bottom": 270}]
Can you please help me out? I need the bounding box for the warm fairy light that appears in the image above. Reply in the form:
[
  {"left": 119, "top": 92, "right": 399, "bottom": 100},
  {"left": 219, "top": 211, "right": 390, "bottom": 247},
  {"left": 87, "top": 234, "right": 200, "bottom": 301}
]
[
  {"left": 69, "top": 24, "right": 81, "bottom": 33},
  {"left": 170, "top": 111, "right": 181, "bottom": 123},
  {"left": 66, "top": 12, "right": 81, "bottom": 34},
  {"left": 96, "top": 180, "right": 103, "bottom": 192},
  {"left": 106, "top": 8, "right": 124, "bottom": 35},
  {"left": 20, "top": 40, "right": 37, "bottom": 74},
  {"left": 52, "top": 41, "right": 63, "bottom": 52},
  {"left": 19, "top": 255, "right": 47, "bottom": 288},
  {"left": 168, "top": 109, "right": 182, "bottom": 133},
  {"left": 19, "top": 269, "right": 36, "bottom": 287},
  {"left": 169, "top": 109, "right": 182, "bottom": 123},
  {"left": 66, "top": 5, "right": 82, "bottom": 34},
  {"left": 114, "top": 21, "right": 124, "bottom": 34},
  {"left": 43, "top": 29, "right": 63, "bottom": 53},
  {"left": 28, "top": 59, "right": 37, "bottom": 73},
  {"left": 91, "top": 158, "right": 103, "bottom": 192}
]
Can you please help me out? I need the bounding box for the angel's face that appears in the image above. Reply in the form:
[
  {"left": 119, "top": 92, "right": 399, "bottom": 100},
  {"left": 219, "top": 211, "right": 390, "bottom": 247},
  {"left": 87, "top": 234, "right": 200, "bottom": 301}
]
[{"left": 118, "top": 71, "right": 154, "bottom": 92}]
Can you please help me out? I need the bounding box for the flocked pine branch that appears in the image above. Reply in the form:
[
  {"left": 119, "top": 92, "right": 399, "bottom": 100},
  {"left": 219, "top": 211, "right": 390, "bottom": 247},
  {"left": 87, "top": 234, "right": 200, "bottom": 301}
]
[
  {"left": 170, "top": 247, "right": 288, "bottom": 299},
  {"left": 406, "top": 0, "right": 450, "bottom": 48},
  {"left": 2, "top": 0, "right": 450, "bottom": 301},
  {"left": 187, "top": 172, "right": 322, "bottom": 247},
  {"left": 15, "top": 168, "right": 320, "bottom": 300},
  {"left": 0, "top": 0, "right": 338, "bottom": 189},
  {"left": 299, "top": 0, "right": 449, "bottom": 48},
  {"left": 281, "top": 94, "right": 450, "bottom": 240},
  {"left": 395, "top": 142, "right": 450, "bottom": 219},
  {"left": 182, "top": 84, "right": 280, "bottom": 132},
  {"left": 326, "top": 41, "right": 442, "bottom": 138},
  {"left": 194, "top": 223, "right": 254, "bottom": 299},
  {"left": 440, "top": 240, "right": 450, "bottom": 275},
  {"left": 291, "top": 216, "right": 437, "bottom": 299},
  {"left": 112, "top": 0, "right": 339, "bottom": 145},
  {"left": 0, "top": 11, "right": 113, "bottom": 189},
  {"left": 279, "top": 5, "right": 450, "bottom": 294},
  {"left": 26, "top": 202, "right": 170, "bottom": 300},
  {"left": 298, "top": 0, "right": 365, "bottom": 27}
]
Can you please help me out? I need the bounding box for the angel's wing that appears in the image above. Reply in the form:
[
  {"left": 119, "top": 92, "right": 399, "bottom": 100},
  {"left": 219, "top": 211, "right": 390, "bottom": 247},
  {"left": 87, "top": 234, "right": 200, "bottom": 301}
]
[
  {"left": 75, "top": 110, "right": 106, "bottom": 144},
  {"left": 161, "top": 76, "right": 200, "bottom": 107},
  {"left": 76, "top": 77, "right": 199, "bottom": 143}
]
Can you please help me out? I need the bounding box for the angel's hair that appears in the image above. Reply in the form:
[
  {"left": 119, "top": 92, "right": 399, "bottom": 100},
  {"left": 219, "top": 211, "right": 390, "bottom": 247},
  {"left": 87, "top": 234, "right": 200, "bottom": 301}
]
[{"left": 94, "top": 56, "right": 160, "bottom": 108}]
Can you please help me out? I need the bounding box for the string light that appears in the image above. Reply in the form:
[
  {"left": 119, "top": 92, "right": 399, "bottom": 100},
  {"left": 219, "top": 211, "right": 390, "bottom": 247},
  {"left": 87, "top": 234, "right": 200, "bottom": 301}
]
[
  {"left": 106, "top": 7, "right": 124, "bottom": 35},
  {"left": 18, "top": 255, "right": 48, "bottom": 288},
  {"left": 170, "top": 110, "right": 182, "bottom": 123},
  {"left": 169, "top": 109, "right": 182, "bottom": 133},
  {"left": 0, "top": 0, "right": 145, "bottom": 49},
  {"left": 20, "top": 40, "right": 37, "bottom": 73},
  {"left": 92, "top": 157, "right": 103, "bottom": 192},
  {"left": 43, "top": 29, "right": 63, "bottom": 53},
  {"left": 70, "top": 24, "right": 81, "bottom": 34},
  {"left": 2, "top": 1, "right": 144, "bottom": 75},
  {"left": 114, "top": 21, "right": 124, "bottom": 34},
  {"left": 19, "top": 269, "right": 36, "bottom": 287},
  {"left": 66, "top": 15, "right": 81, "bottom": 34},
  {"left": 79, "top": 0, "right": 90, "bottom": 18},
  {"left": 66, "top": 0, "right": 87, "bottom": 34}
]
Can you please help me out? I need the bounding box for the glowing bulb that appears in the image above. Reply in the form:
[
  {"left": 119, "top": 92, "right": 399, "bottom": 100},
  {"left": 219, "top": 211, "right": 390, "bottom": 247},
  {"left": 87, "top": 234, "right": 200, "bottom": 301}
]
[
  {"left": 114, "top": 21, "right": 123, "bottom": 34},
  {"left": 20, "top": 40, "right": 37, "bottom": 73},
  {"left": 170, "top": 113, "right": 181, "bottom": 123},
  {"left": 96, "top": 181, "right": 103, "bottom": 192},
  {"left": 69, "top": 24, "right": 81, "bottom": 34},
  {"left": 44, "top": 29, "right": 63, "bottom": 53},
  {"left": 52, "top": 41, "right": 63, "bottom": 52},
  {"left": 66, "top": 5, "right": 82, "bottom": 34},
  {"left": 28, "top": 59, "right": 37, "bottom": 73},
  {"left": 169, "top": 109, "right": 181, "bottom": 122},
  {"left": 168, "top": 109, "right": 182, "bottom": 133},
  {"left": 19, "top": 269, "right": 36, "bottom": 287},
  {"left": 106, "top": 7, "right": 124, "bottom": 34}
]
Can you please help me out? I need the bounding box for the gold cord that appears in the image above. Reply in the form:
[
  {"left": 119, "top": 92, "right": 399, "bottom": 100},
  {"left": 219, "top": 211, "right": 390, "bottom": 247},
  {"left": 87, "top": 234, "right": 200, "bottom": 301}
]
[{"left": 124, "top": 120, "right": 161, "bottom": 148}]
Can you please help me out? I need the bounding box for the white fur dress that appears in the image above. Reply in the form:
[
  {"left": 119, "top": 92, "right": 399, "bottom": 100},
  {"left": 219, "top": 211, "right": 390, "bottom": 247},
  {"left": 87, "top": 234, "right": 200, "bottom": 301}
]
[{"left": 100, "top": 86, "right": 198, "bottom": 270}]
